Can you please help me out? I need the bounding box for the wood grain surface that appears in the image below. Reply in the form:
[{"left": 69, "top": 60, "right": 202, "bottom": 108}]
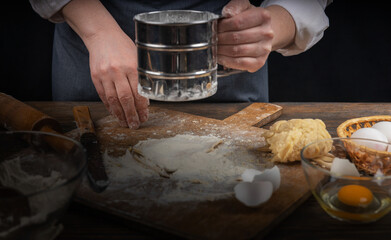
[
  {"left": 26, "top": 102, "right": 391, "bottom": 240},
  {"left": 223, "top": 103, "right": 282, "bottom": 127},
  {"left": 61, "top": 103, "right": 310, "bottom": 240}
]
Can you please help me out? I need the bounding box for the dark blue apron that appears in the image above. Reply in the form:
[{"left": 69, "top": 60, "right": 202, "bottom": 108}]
[{"left": 52, "top": 0, "right": 268, "bottom": 102}]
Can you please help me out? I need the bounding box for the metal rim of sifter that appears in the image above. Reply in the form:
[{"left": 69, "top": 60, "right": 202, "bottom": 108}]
[{"left": 133, "top": 10, "right": 220, "bottom": 26}]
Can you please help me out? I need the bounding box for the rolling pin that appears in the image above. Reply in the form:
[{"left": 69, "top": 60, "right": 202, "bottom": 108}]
[
  {"left": 0, "top": 92, "right": 74, "bottom": 153},
  {"left": 0, "top": 92, "right": 62, "bottom": 133}
]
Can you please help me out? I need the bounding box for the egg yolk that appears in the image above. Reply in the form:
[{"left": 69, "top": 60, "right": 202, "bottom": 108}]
[{"left": 338, "top": 185, "right": 373, "bottom": 207}]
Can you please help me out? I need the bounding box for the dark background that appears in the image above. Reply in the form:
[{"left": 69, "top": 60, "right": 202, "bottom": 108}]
[{"left": 1, "top": 1, "right": 391, "bottom": 102}]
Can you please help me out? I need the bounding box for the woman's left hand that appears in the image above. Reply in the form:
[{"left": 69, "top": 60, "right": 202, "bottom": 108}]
[{"left": 218, "top": 0, "right": 274, "bottom": 73}]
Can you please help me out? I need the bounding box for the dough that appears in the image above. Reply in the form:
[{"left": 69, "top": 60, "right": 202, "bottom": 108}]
[{"left": 263, "top": 119, "right": 331, "bottom": 162}]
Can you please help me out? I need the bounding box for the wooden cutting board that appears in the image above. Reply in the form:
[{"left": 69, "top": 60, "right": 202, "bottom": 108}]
[{"left": 67, "top": 103, "right": 310, "bottom": 240}]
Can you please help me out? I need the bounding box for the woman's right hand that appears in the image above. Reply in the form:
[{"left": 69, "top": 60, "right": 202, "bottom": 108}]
[
  {"left": 62, "top": 0, "right": 149, "bottom": 129},
  {"left": 86, "top": 28, "right": 149, "bottom": 129}
]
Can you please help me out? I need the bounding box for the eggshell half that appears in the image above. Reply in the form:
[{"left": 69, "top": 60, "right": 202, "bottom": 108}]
[
  {"left": 241, "top": 169, "right": 263, "bottom": 182},
  {"left": 330, "top": 157, "right": 360, "bottom": 177},
  {"left": 234, "top": 181, "right": 273, "bottom": 207},
  {"left": 253, "top": 166, "right": 281, "bottom": 191}
]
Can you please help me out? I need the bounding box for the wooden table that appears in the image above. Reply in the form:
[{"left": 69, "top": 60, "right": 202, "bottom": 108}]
[{"left": 27, "top": 101, "right": 391, "bottom": 240}]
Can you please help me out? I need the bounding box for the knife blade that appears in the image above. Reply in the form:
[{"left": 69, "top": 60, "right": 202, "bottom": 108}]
[{"left": 73, "top": 106, "right": 109, "bottom": 193}]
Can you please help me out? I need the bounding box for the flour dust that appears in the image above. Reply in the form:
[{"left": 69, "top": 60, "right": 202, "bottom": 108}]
[{"left": 102, "top": 134, "right": 265, "bottom": 204}]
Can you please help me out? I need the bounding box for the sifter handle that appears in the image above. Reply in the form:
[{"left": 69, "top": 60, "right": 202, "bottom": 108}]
[{"left": 217, "top": 68, "right": 246, "bottom": 78}]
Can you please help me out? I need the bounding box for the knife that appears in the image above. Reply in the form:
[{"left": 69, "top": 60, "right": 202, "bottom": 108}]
[{"left": 73, "top": 106, "right": 109, "bottom": 193}]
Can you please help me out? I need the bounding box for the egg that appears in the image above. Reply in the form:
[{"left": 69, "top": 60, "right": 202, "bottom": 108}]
[
  {"left": 235, "top": 166, "right": 281, "bottom": 207},
  {"left": 350, "top": 128, "right": 388, "bottom": 151},
  {"left": 330, "top": 157, "right": 360, "bottom": 177},
  {"left": 372, "top": 121, "right": 391, "bottom": 143},
  {"left": 338, "top": 184, "right": 373, "bottom": 207}
]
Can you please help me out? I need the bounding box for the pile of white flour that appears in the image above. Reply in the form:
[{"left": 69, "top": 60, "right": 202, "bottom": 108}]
[{"left": 103, "top": 134, "right": 261, "bottom": 204}]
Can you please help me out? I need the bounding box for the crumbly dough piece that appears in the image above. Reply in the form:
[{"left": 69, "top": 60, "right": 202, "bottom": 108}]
[{"left": 263, "top": 119, "right": 331, "bottom": 163}]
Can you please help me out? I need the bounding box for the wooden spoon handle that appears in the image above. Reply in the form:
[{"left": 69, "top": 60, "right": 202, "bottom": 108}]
[{"left": 73, "top": 105, "right": 96, "bottom": 136}]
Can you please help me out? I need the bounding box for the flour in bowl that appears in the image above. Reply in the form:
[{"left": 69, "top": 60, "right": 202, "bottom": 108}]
[{"left": 0, "top": 155, "right": 68, "bottom": 238}]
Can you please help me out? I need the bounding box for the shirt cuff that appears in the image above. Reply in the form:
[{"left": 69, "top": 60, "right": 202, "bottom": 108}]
[
  {"left": 29, "top": 0, "right": 72, "bottom": 23},
  {"left": 261, "top": 0, "right": 331, "bottom": 56}
]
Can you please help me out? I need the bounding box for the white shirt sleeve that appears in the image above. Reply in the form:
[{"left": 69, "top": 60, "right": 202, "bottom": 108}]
[
  {"left": 261, "top": 0, "right": 332, "bottom": 56},
  {"left": 29, "top": 0, "right": 71, "bottom": 23}
]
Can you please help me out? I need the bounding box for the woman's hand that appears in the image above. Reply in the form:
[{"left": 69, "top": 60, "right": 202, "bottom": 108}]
[
  {"left": 87, "top": 29, "right": 149, "bottom": 129},
  {"left": 62, "top": 0, "right": 148, "bottom": 129},
  {"left": 218, "top": 0, "right": 295, "bottom": 72}
]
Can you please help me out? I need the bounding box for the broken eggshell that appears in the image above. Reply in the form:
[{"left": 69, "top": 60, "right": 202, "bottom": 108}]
[
  {"left": 234, "top": 181, "right": 274, "bottom": 207},
  {"left": 330, "top": 157, "right": 360, "bottom": 177},
  {"left": 253, "top": 166, "right": 281, "bottom": 191},
  {"left": 373, "top": 169, "right": 385, "bottom": 186},
  {"left": 330, "top": 157, "right": 386, "bottom": 186},
  {"left": 240, "top": 169, "right": 263, "bottom": 182},
  {"left": 235, "top": 166, "right": 281, "bottom": 207}
]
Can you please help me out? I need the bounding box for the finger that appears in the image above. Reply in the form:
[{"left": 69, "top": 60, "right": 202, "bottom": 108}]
[
  {"left": 222, "top": 0, "right": 253, "bottom": 17},
  {"left": 217, "top": 55, "right": 269, "bottom": 73},
  {"left": 113, "top": 76, "right": 142, "bottom": 130},
  {"left": 127, "top": 71, "right": 149, "bottom": 123},
  {"left": 115, "top": 85, "right": 140, "bottom": 129},
  {"left": 101, "top": 79, "right": 128, "bottom": 128},
  {"left": 217, "top": 26, "right": 273, "bottom": 45},
  {"left": 92, "top": 78, "right": 110, "bottom": 113},
  {"left": 219, "top": 7, "right": 271, "bottom": 33},
  {"left": 218, "top": 42, "right": 268, "bottom": 58}
]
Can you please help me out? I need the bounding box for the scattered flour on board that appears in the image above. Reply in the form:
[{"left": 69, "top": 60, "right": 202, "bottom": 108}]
[{"left": 103, "top": 134, "right": 263, "bottom": 204}]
